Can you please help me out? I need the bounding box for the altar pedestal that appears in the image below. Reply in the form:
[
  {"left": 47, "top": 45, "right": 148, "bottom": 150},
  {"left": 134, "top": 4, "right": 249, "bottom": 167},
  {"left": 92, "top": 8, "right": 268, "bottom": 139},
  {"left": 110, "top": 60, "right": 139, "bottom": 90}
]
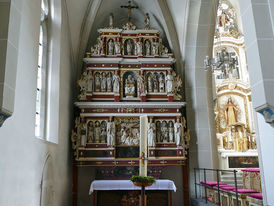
[{"left": 89, "top": 180, "right": 176, "bottom": 206}]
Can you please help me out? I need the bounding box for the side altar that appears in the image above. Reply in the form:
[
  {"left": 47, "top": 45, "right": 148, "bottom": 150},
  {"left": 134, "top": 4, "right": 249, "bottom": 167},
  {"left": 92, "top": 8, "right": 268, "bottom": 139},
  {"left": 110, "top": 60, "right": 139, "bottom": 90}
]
[{"left": 71, "top": 7, "right": 190, "bottom": 206}]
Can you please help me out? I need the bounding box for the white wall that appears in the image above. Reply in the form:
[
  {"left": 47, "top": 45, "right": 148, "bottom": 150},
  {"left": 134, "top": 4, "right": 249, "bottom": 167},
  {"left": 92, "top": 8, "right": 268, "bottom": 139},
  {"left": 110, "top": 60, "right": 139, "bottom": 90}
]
[{"left": 0, "top": 0, "right": 74, "bottom": 205}]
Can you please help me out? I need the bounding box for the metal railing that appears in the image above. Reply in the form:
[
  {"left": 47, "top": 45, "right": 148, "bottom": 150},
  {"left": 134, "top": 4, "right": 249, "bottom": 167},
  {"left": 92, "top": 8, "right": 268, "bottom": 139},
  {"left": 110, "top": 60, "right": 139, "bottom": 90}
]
[{"left": 194, "top": 168, "right": 239, "bottom": 206}]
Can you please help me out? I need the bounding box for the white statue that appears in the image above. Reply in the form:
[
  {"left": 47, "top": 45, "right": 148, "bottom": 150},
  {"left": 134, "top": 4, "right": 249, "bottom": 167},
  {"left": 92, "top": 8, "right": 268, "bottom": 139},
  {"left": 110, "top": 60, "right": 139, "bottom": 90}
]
[
  {"left": 113, "top": 73, "right": 120, "bottom": 94},
  {"left": 166, "top": 71, "right": 174, "bottom": 93},
  {"left": 148, "top": 119, "right": 156, "bottom": 147},
  {"left": 121, "top": 127, "right": 127, "bottom": 144},
  {"left": 101, "top": 72, "right": 107, "bottom": 92},
  {"left": 108, "top": 39, "right": 114, "bottom": 55},
  {"left": 174, "top": 118, "right": 182, "bottom": 146},
  {"left": 152, "top": 42, "right": 159, "bottom": 56},
  {"left": 109, "top": 13, "right": 114, "bottom": 28},
  {"left": 95, "top": 73, "right": 101, "bottom": 92},
  {"left": 138, "top": 72, "right": 146, "bottom": 95},
  {"left": 153, "top": 75, "right": 159, "bottom": 92},
  {"left": 77, "top": 71, "right": 88, "bottom": 92},
  {"left": 145, "top": 40, "right": 151, "bottom": 55},
  {"left": 107, "top": 73, "right": 112, "bottom": 92},
  {"left": 97, "top": 37, "right": 104, "bottom": 55},
  {"left": 86, "top": 71, "right": 93, "bottom": 92},
  {"left": 125, "top": 74, "right": 135, "bottom": 97},
  {"left": 161, "top": 121, "right": 169, "bottom": 142},
  {"left": 159, "top": 74, "right": 165, "bottom": 92},
  {"left": 107, "top": 119, "right": 116, "bottom": 146},
  {"left": 114, "top": 40, "right": 121, "bottom": 55},
  {"left": 80, "top": 118, "right": 87, "bottom": 147},
  {"left": 126, "top": 40, "right": 133, "bottom": 55},
  {"left": 168, "top": 121, "right": 174, "bottom": 142},
  {"left": 94, "top": 121, "right": 101, "bottom": 143},
  {"left": 144, "top": 13, "right": 150, "bottom": 29},
  {"left": 136, "top": 41, "right": 143, "bottom": 56},
  {"left": 147, "top": 75, "right": 153, "bottom": 92}
]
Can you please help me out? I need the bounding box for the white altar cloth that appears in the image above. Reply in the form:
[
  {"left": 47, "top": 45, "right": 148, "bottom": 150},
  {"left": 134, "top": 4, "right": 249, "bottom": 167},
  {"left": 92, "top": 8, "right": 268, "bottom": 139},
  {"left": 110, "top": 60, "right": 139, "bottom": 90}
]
[{"left": 89, "top": 180, "right": 176, "bottom": 194}]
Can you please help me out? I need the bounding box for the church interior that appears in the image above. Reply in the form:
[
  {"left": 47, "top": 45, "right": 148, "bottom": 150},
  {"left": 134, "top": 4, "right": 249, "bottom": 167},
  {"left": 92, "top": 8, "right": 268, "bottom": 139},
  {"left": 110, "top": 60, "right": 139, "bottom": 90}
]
[{"left": 1, "top": 0, "right": 274, "bottom": 206}]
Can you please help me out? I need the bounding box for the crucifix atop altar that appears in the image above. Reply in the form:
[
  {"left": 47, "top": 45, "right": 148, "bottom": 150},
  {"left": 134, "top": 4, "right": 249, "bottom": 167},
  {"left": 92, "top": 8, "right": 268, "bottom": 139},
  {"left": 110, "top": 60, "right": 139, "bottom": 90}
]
[{"left": 121, "top": 1, "right": 139, "bottom": 22}]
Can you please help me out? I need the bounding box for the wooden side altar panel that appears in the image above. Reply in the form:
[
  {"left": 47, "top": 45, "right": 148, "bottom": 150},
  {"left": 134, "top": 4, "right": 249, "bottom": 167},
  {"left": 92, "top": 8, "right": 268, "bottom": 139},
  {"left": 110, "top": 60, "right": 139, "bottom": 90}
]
[{"left": 94, "top": 190, "right": 171, "bottom": 206}]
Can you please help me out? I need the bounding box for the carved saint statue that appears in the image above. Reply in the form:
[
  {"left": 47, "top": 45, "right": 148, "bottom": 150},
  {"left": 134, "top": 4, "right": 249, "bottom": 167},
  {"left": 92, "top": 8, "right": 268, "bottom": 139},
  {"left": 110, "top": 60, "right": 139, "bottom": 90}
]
[
  {"left": 161, "top": 121, "right": 169, "bottom": 143},
  {"left": 153, "top": 75, "right": 159, "bottom": 92},
  {"left": 97, "top": 37, "right": 104, "bottom": 55},
  {"left": 136, "top": 41, "right": 143, "bottom": 56},
  {"left": 107, "top": 73, "right": 113, "bottom": 92},
  {"left": 159, "top": 74, "right": 165, "bottom": 92},
  {"left": 138, "top": 71, "right": 146, "bottom": 95},
  {"left": 126, "top": 40, "right": 133, "bottom": 55},
  {"left": 148, "top": 118, "right": 156, "bottom": 147},
  {"left": 94, "top": 121, "right": 101, "bottom": 143},
  {"left": 145, "top": 13, "right": 150, "bottom": 29},
  {"left": 145, "top": 40, "right": 151, "bottom": 56},
  {"left": 152, "top": 41, "right": 159, "bottom": 56},
  {"left": 125, "top": 74, "right": 135, "bottom": 97},
  {"left": 109, "top": 13, "right": 114, "bottom": 28},
  {"left": 101, "top": 125, "right": 107, "bottom": 143},
  {"left": 174, "top": 118, "right": 182, "bottom": 146},
  {"left": 113, "top": 72, "right": 120, "bottom": 94},
  {"left": 108, "top": 39, "right": 114, "bottom": 55},
  {"left": 95, "top": 73, "right": 101, "bottom": 92},
  {"left": 166, "top": 71, "right": 174, "bottom": 93},
  {"left": 101, "top": 72, "right": 107, "bottom": 92},
  {"left": 147, "top": 75, "right": 153, "bottom": 93},
  {"left": 80, "top": 118, "right": 87, "bottom": 147},
  {"left": 77, "top": 72, "right": 88, "bottom": 100},
  {"left": 168, "top": 121, "right": 174, "bottom": 142},
  {"left": 86, "top": 71, "right": 93, "bottom": 92},
  {"left": 114, "top": 40, "right": 121, "bottom": 55},
  {"left": 225, "top": 97, "right": 239, "bottom": 126},
  {"left": 107, "top": 118, "right": 116, "bottom": 146},
  {"left": 156, "top": 121, "right": 161, "bottom": 143},
  {"left": 88, "top": 122, "right": 94, "bottom": 143}
]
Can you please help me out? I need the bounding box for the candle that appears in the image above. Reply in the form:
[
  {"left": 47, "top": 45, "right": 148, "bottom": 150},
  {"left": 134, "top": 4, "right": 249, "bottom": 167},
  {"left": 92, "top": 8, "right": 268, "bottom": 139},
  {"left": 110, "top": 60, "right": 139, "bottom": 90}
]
[{"left": 139, "top": 115, "right": 148, "bottom": 176}]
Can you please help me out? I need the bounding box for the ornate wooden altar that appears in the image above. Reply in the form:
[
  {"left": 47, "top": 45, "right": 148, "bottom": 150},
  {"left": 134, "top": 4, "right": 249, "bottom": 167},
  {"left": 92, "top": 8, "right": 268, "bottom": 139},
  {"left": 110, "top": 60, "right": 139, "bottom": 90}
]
[{"left": 71, "top": 10, "right": 190, "bottom": 206}]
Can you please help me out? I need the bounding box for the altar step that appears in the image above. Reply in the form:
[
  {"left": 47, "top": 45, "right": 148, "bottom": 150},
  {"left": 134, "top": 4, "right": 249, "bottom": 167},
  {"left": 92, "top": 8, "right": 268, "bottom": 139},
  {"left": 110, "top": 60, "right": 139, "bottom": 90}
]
[{"left": 220, "top": 172, "right": 243, "bottom": 188}]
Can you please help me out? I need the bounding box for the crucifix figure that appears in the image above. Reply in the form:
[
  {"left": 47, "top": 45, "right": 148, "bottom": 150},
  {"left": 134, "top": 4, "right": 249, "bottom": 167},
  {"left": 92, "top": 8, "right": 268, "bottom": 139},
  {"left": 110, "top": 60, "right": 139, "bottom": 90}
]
[{"left": 121, "top": 1, "right": 139, "bottom": 22}]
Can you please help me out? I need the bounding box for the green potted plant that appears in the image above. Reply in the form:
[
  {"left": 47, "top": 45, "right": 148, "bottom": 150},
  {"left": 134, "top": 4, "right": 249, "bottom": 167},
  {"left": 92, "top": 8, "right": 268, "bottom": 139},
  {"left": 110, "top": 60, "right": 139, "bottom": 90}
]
[{"left": 130, "top": 175, "right": 156, "bottom": 187}]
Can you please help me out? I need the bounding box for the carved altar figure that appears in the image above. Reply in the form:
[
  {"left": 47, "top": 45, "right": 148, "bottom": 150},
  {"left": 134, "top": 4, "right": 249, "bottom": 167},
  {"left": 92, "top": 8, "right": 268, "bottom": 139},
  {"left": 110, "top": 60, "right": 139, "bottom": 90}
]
[
  {"left": 161, "top": 121, "right": 169, "bottom": 143},
  {"left": 156, "top": 121, "right": 161, "bottom": 143},
  {"left": 113, "top": 72, "right": 120, "bottom": 94},
  {"left": 107, "top": 118, "right": 116, "bottom": 146},
  {"left": 94, "top": 121, "right": 101, "bottom": 143},
  {"left": 153, "top": 75, "right": 159, "bottom": 92},
  {"left": 144, "top": 13, "right": 150, "bottom": 29},
  {"left": 71, "top": 130, "right": 79, "bottom": 150},
  {"left": 145, "top": 40, "right": 151, "bottom": 56},
  {"left": 148, "top": 118, "right": 156, "bottom": 147},
  {"left": 80, "top": 118, "right": 87, "bottom": 147},
  {"left": 166, "top": 71, "right": 174, "bottom": 93},
  {"left": 95, "top": 73, "right": 101, "bottom": 92},
  {"left": 138, "top": 71, "right": 146, "bottom": 95},
  {"left": 78, "top": 72, "right": 88, "bottom": 92},
  {"left": 168, "top": 121, "right": 174, "bottom": 142},
  {"left": 114, "top": 40, "right": 121, "bottom": 55},
  {"left": 86, "top": 71, "right": 93, "bottom": 92},
  {"left": 108, "top": 39, "right": 114, "bottom": 55},
  {"left": 109, "top": 13, "right": 114, "bottom": 28},
  {"left": 101, "top": 72, "right": 107, "bottom": 92},
  {"left": 147, "top": 74, "right": 153, "bottom": 92},
  {"left": 101, "top": 123, "right": 107, "bottom": 143},
  {"left": 125, "top": 75, "right": 135, "bottom": 97},
  {"left": 97, "top": 37, "right": 104, "bottom": 55},
  {"left": 126, "top": 39, "right": 133, "bottom": 55},
  {"left": 152, "top": 41, "right": 159, "bottom": 56},
  {"left": 159, "top": 74, "right": 165, "bottom": 92},
  {"left": 88, "top": 121, "right": 94, "bottom": 143},
  {"left": 225, "top": 97, "right": 239, "bottom": 126},
  {"left": 174, "top": 118, "right": 182, "bottom": 146},
  {"left": 136, "top": 41, "right": 142, "bottom": 56},
  {"left": 107, "top": 73, "right": 113, "bottom": 92}
]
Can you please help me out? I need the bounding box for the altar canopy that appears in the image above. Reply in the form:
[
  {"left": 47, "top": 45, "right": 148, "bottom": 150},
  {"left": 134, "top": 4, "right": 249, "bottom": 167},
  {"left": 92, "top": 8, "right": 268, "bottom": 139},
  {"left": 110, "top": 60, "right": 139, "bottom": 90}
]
[{"left": 89, "top": 180, "right": 177, "bottom": 194}]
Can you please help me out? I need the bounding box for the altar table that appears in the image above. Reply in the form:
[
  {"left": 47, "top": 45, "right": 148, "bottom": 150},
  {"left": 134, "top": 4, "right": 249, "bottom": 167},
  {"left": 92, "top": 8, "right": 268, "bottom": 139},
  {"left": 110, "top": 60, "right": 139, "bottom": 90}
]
[{"left": 89, "top": 180, "right": 176, "bottom": 206}]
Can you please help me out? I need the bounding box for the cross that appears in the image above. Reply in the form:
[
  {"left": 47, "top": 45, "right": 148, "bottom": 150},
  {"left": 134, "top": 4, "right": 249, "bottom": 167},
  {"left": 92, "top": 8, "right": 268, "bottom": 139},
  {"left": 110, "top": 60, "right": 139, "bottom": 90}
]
[{"left": 121, "top": 1, "right": 138, "bottom": 22}]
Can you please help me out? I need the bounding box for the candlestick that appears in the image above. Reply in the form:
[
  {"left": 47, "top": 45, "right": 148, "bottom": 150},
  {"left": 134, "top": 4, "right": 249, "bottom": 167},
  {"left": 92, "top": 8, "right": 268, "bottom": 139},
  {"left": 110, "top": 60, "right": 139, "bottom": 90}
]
[{"left": 139, "top": 115, "right": 148, "bottom": 176}]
